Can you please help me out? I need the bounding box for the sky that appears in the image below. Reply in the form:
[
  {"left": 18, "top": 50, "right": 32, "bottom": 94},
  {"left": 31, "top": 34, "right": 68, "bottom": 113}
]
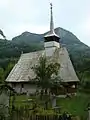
[{"left": 0, "top": 0, "right": 90, "bottom": 46}]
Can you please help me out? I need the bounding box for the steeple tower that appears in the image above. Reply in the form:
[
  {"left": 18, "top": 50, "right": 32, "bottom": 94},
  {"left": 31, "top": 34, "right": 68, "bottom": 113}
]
[
  {"left": 44, "top": 3, "right": 60, "bottom": 56},
  {"left": 50, "top": 3, "right": 54, "bottom": 34}
]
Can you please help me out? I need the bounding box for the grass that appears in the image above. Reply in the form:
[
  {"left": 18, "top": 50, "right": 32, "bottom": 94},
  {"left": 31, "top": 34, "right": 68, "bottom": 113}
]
[
  {"left": 11, "top": 92, "right": 90, "bottom": 118},
  {"left": 10, "top": 94, "right": 37, "bottom": 108},
  {"left": 56, "top": 92, "right": 90, "bottom": 118},
  {"left": 11, "top": 94, "right": 51, "bottom": 109}
]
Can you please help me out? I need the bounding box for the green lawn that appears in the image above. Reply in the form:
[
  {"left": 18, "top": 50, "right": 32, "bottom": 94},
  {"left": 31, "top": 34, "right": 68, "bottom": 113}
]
[
  {"left": 11, "top": 92, "right": 90, "bottom": 118},
  {"left": 11, "top": 95, "right": 36, "bottom": 108},
  {"left": 57, "top": 93, "right": 90, "bottom": 118}
]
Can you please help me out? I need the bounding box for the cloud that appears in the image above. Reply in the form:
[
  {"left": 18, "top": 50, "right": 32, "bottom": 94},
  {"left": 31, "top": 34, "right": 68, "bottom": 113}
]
[
  {"left": 0, "top": 0, "right": 90, "bottom": 46},
  {"left": 69, "top": 17, "right": 90, "bottom": 46},
  {"left": 0, "top": 0, "right": 50, "bottom": 39},
  {"left": 4, "top": 23, "right": 49, "bottom": 39}
]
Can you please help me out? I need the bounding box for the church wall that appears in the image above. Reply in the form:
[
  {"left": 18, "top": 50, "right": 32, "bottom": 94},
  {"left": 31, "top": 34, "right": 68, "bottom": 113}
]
[
  {"left": 23, "top": 84, "right": 37, "bottom": 93},
  {"left": 45, "top": 47, "right": 57, "bottom": 56},
  {"left": 44, "top": 41, "right": 60, "bottom": 48},
  {"left": 9, "top": 83, "right": 38, "bottom": 94},
  {"left": 15, "top": 84, "right": 21, "bottom": 93},
  {"left": 8, "top": 81, "right": 78, "bottom": 95}
]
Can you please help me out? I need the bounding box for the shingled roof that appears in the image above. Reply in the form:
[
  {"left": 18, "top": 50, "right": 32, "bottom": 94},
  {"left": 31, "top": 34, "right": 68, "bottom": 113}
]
[{"left": 6, "top": 47, "right": 79, "bottom": 83}]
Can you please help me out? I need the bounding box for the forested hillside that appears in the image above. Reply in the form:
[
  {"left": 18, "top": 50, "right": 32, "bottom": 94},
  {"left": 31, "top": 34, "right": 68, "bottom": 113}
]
[{"left": 0, "top": 27, "right": 90, "bottom": 81}]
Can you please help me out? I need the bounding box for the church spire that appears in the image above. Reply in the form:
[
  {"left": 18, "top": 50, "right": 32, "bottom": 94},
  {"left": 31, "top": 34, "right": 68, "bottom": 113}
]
[
  {"left": 44, "top": 2, "right": 60, "bottom": 43},
  {"left": 44, "top": 2, "right": 60, "bottom": 56},
  {"left": 50, "top": 3, "right": 54, "bottom": 34}
]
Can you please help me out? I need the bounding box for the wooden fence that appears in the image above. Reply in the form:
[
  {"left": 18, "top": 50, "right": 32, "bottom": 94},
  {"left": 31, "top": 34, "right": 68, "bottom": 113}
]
[{"left": 10, "top": 110, "right": 80, "bottom": 120}]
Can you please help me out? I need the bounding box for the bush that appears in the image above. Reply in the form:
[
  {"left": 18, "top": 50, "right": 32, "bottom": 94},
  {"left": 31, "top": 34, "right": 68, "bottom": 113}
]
[
  {"left": 0, "top": 93, "right": 9, "bottom": 119},
  {"left": 80, "top": 80, "right": 90, "bottom": 92}
]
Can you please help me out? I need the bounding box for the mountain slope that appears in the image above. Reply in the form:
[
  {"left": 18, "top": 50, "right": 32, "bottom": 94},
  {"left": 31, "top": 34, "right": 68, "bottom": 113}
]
[
  {"left": 12, "top": 27, "right": 90, "bottom": 58},
  {"left": 0, "top": 27, "right": 90, "bottom": 74}
]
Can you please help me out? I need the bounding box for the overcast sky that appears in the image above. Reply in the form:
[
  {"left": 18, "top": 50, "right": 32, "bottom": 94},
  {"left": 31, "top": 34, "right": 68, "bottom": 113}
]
[{"left": 0, "top": 0, "right": 90, "bottom": 46}]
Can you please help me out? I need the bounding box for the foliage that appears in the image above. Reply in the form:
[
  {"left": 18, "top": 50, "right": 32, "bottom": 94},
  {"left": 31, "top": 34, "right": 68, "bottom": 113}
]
[
  {"left": 0, "top": 27, "right": 90, "bottom": 81},
  {"left": 1, "top": 27, "right": 90, "bottom": 82},
  {"left": 0, "top": 62, "right": 15, "bottom": 83},
  {"left": 32, "top": 56, "right": 60, "bottom": 90},
  {"left": 0, "top": 104, "right": 9, "bottom": 120},
  {"left": 0, "top": 92, "right": 9, "bottom": 120},
  {"left": 4, "top": 62, "right": 15, "bottom": 79},
  {"left": 80, "top": 79, "right": 90, "bottom": 92},
  {"left": 0, "top": 68, "right": 4, "bottom": 83},
  {"left": 0, "top": 29, "right": 6, "bottom": 39},
  {"left": 57, "top": 92, "right": 90, "bottom": 119},
  {"left": 0, "top": 83, "right": 16, "bottom": 120},
  {"left": 9, "top": 93, "right": 89, "bottom": 119}
]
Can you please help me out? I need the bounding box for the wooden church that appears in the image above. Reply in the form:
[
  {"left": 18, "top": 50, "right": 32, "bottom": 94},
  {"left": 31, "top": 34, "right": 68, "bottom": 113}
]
[{"left": 6, "top": 3, "right": 79, "bottom": 95}]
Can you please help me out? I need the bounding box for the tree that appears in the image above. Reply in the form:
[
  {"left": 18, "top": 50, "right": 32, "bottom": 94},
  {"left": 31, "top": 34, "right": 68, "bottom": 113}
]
[
  {"left": 32, "top": 55, "right": 60, "bottom": 94},
  {"left": 4, "top": 62, "right": 14, "bottom": 79},
  {"left": 0, "top": 29, "right": 6, "bottom": 39},
  {"left": 0, "top": 68, "right": 5, "bottom": 83},
  {"left": 0, "top": 62, "right": 14, "bottom": 84},
  {"left": 0, "top": 83, "right": 16, "bottom": 120}
]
